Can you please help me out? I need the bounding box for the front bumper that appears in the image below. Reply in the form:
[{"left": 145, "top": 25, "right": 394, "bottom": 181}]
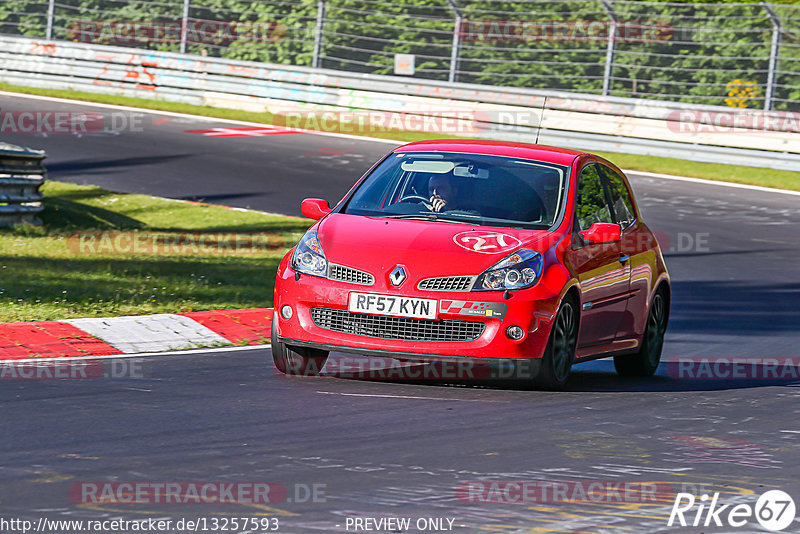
[
  {"left": 276, "top": 334, "right": 543, "bottom": 380},
  {"left": 274, "top": 257, "right": 561, "bottom": 362}
]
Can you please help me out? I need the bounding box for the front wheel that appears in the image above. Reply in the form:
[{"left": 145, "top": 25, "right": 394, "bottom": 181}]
[
  {"left": 614, "top": 290, "right": 668, "bottom": 377},
  {"left": 271, "top": 319, "right": 329, "bottom": 376},
  {"left": 534, "top": 297, "right": 578, "bottom": 390}
]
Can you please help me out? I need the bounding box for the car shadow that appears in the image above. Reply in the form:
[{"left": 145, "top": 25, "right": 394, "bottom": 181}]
[
  {"left": 46, "top": 154, "right": 193, "bottom": 176},
  {"left": 297, "top": 278, "right": 800, "bottom": 392},
  {"left": 669, "top": 280, "right": 800, "bottom": 335},
  {"left": 316, "top": 354, "right": 800, "bottom": 393},
  {"left": 566, "top": 360, "right": 800, "bottom": 392}
]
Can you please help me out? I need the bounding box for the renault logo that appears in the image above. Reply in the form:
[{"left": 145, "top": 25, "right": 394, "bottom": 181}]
[{"left": 389, "top": 265, "right": 407, "bottom": 287}]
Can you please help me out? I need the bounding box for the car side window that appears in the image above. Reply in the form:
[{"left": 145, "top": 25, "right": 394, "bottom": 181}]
[
  {"left": 576, "top": 164, "right": 614, "bottom": 231},
  {"left": 600, "top": 165, "right": 636, "bottom": 229}
]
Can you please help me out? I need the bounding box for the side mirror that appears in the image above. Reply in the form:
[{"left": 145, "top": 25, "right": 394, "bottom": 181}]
[
  {"left": 300, "top": 198, "right": 331, "bottom": 220},
  {"left": 580, "top": 222, "right": 621, "bottom": 245}
]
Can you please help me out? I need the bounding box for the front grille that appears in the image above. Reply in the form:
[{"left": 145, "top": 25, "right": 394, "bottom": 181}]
[
  {"left": 418, "top": 276, "right": 475, "bottom": 292},
  {"left": 310, "top": 307, "right": 485, "bottom": 342},
  {"left": 327, "top": 263, "right": 375, "bottom": 285}
]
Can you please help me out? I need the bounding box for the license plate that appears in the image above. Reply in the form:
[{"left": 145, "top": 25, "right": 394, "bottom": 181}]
[{"left": 348, "top": 293, "right": 438, "bottom": 320}]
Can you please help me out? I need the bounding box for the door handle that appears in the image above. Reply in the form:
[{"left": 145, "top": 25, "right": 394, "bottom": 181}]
[{"left": 619, "top": 254, "right": 630, "bottom": 264}]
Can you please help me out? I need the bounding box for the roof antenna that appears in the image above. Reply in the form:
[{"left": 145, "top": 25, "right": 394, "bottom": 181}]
[{"left": 534, "top": 96, "right": 548, "bottom": 145}]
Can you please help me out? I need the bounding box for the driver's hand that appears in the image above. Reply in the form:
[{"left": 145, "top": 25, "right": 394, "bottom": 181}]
[{"left": 430, "top": 194, "right": 446, "bottom": 212}]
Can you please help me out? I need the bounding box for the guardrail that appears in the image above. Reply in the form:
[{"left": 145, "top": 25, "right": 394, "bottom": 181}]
[
  {"left": 1, "top": 35, "right": 798, "bottom": 172},
  {"left": 0, "top": 142, "right": 47, "bottom": 227}
]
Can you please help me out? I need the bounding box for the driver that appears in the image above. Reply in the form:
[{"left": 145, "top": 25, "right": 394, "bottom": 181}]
[{"left": 428, "top": 174, "right": 462, "bottom": 213}]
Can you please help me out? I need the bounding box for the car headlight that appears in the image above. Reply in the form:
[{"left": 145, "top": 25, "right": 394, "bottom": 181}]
[
  {"left": 472, "top": 249, "right": 543, "bottom": 291},
  {"left": 291, "top": 230, "right": 327, "bottom": 277}
]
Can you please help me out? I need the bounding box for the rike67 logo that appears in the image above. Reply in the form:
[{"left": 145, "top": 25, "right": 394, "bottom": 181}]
[
  {"left": 669, "top": 490, "right": 796, "bottom": 531},
  {"left": 453, "top": 231, "right": 521, "bottom": 254}
]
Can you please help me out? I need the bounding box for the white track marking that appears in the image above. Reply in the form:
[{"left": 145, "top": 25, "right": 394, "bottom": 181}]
[
  {"left": 156, "top": 195, "right": 296, "bottom": 218},
  {"left": 627, "top": 170, "right": 800, "bottom": 197},
  {"left": 64, "top": 313, "right": 233, "bottom": 353},
  {"left": 0, "top": 90, "right": 400, "bottom": 145}
]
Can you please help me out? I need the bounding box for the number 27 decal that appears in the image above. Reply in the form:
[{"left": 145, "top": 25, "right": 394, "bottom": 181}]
[{"left": 453, "top": 231, "right": 521, "bottom": 254}]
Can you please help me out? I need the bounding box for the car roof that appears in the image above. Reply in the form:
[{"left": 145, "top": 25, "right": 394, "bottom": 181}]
[{"left": 393, "top": 139, "right": 586, "bottom": 167}]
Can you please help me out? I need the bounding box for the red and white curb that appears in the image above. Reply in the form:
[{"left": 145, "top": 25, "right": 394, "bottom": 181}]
[{"left": 0, "top": 308, "right": 273, "bottom": 359}]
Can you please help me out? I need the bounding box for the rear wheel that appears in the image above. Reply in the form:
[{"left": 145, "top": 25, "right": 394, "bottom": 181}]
[
  {"left": 534, "top": 297, "right": 578, "bottom": 390},
  {"left": 271, "top": 319, "right": 329, "bottom": 376},
  {"left": 614, "top": 290, "right": 668, "bottom": 377}
]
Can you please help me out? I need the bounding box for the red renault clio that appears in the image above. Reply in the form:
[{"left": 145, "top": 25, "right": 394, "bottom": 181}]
[{"left": 272, "top": 140, "right": 670, "bottom": 389}]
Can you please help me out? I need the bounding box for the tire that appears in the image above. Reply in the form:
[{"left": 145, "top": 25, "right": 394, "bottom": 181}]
[
  {"left": 614, "top": 290, "right": 668, "bottom": 377},
  {"left": 534, "top": 296, "right": 578, "bottom": 390},
  {"left": 271, "top": 318, "right": 329, "bottom": 376}
]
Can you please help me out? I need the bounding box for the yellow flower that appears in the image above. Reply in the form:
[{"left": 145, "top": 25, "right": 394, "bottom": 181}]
[{"left": 724, "top": 79, "right": 761, "bottom": 108}]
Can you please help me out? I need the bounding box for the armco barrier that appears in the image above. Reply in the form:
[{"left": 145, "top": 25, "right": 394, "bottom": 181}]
[
  {"left": 0, "top": 141, "right": 46, "bottom": 227},
  {"left": 1, "top": 35, "right": 798, "bottom": 171}
]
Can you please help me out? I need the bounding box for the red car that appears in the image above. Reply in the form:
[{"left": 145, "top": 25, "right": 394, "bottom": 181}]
[{"left": 272, "top": 140, "right": 670, "bottom": 389}]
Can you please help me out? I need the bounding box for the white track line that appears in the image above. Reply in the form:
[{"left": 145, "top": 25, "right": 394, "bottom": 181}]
[
  {"left": 0, "top": 90, "right": 400, "bottom": 145},
  {"left": 627, "top": 169, "right": 800, "bottom": 197},
  {"left": 2, "top": 90, "right": 797, "bottom": 197},
  {"left": 0, "top": 343, "right": 269, "bottom": 364}
]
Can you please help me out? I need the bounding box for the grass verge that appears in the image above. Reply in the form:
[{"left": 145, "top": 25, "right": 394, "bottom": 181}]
[
  {"left": 0, "top": 181, "right": 310, "bottom": 322},
  {"left": 1, "top": 82, "right": 798, "bottom": 191}
]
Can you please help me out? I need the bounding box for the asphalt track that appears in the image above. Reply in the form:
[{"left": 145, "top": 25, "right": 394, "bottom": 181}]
[{"left": 2, "top": 93, "right": 800, "bottom": 533}]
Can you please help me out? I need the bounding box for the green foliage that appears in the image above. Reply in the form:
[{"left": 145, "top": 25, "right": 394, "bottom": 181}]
[
  {"left": 188, "top": 0, "right": 318, "bottom": 64},
  {"left": 0, "top": 0, "right": 797, "bottom": 109},
  {"left": 0, "top": 0, "right": 48, "bottom": 36}
]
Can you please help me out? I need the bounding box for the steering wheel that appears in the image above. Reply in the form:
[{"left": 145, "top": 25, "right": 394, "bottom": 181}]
[{"left": 399, "top": 194, "right": 432, "bottom": 209}]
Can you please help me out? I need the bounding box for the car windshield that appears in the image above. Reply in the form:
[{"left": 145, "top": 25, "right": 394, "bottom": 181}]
[{"left": 341, "top": 151, "right": 569, "bottom": 229}]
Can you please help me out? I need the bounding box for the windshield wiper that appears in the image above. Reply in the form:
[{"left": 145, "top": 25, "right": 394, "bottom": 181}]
[
  {"left": 382, "top": 214, "right": 473, "bottom": 224},
  {"left": 383, "top": 214, "right": 441, "bottom": 220}
]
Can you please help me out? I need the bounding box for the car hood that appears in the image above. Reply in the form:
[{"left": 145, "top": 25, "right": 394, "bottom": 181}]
[{"left": 317, "top": 213, "right": 552, "bottom": 282}]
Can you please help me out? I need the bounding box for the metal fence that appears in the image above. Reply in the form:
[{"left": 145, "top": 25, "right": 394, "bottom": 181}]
[
  {"left": 0, "top": 142, "right": 46, "bottom": 226},
  {"left": 1, "top": 0, "right": 799, "bottom": 111}
]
